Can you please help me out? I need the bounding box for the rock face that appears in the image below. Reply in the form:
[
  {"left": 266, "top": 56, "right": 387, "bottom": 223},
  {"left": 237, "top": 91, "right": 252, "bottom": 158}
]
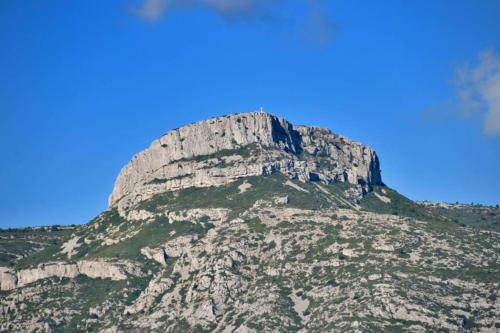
[
  {"left": 0, "top": 261, "right": 127, "bottom": 291},
  {"left": 109, "top": 112, "right": 382, "bottom": 210}
]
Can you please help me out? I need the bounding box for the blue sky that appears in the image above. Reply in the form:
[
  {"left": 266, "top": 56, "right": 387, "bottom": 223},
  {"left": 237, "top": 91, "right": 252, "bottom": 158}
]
[{"left": 1, "top": 0, "right": 499, "bottom": 228}]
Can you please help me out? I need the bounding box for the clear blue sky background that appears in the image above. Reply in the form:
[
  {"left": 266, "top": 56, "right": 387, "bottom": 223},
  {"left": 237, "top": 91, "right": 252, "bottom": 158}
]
[{"left": 1, "top": 0, "right": 499, "bottom": 228}]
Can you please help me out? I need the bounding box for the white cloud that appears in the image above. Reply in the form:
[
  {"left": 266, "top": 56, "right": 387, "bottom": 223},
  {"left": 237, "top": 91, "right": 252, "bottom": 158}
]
[
  {"left": 130, "top": 0, "right": 335, "bottom": 45},
  {"left": 455, "top": 50, "right": 500, "bottom": 135},
  {"left": 132, "top": 0, "right": 169, "bottom": 22},
  {"left": 131, "top": 0, "right": 279, "bottom": 21}
]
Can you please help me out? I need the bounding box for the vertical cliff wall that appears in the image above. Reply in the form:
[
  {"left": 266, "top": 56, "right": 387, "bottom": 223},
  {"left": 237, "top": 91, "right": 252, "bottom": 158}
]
[{"left": 109, "top": 112, "right": 382, "bottom": 209}]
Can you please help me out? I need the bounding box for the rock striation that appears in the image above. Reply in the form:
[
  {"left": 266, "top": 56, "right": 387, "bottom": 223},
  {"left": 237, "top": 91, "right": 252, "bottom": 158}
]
[
  {"left": 109, "top": 112, "right": 382, "bottom": 210},
  {"left": 0, "top": 261, "right": 127, "bottom": 291}
]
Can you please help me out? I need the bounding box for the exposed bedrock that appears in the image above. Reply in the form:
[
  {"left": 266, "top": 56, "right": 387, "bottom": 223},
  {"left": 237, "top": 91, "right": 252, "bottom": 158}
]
[{"left": 109, "top": 112, "right": 382, "bottom": 210}]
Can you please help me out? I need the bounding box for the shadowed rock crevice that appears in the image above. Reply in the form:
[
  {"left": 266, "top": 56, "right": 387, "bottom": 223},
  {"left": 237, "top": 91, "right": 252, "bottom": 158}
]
[{"left": 269, "top": 116, "right": 303, "bottom": 155}]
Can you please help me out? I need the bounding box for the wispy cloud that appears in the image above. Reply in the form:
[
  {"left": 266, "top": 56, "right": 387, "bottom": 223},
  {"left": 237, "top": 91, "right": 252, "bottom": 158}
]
[
  {"left": 302, "top": 0, "right": 335, "bottom": 45},
  {"left": 454, "top": 50, "right": 500, "bottom": 135},
  {"left": 200, "top": 0, "right": 280, "bottom": 18},
  {"left": 130, "top": 0, "right": 335, "bottom": 45},
  {"left": 131, "top": 0, "right": 169, "bottom": 22},
  {"left": 131, "top": 0, "right": 282, "bottom": 22}
]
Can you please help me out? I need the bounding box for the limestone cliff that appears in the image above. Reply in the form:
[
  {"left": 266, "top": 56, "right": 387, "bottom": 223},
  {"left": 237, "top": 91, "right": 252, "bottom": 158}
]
[
  {"left": 109, "top": 112, "right": 382, "bottom": 210},
  {"left": 0, "top": 261, "right": 128, "bottom": 291}
]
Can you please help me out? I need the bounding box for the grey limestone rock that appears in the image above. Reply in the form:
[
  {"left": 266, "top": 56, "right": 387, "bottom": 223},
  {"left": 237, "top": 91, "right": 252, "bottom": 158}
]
[{"left": 109, "top": 112, "right": 381, "bottom": 211}]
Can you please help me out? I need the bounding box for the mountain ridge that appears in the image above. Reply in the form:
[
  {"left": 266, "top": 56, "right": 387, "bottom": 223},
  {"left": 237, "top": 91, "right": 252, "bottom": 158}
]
[
  {"left": 109, "top": 111, "right": 381, "bottom": 212},
  {"left": 0, "top": 112, "right": 498, "bottom": 333}
]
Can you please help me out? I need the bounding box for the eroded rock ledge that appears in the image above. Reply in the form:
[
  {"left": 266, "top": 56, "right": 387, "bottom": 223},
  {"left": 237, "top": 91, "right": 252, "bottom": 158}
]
[
  {"left": 0, "top": 261, "right": 127, "bottom": 291},
  {"left": 109, "top": 112, "right": 382, "bottom": 210}
]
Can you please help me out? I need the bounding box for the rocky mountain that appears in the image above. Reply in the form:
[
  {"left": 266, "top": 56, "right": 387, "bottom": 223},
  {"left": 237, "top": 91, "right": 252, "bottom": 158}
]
[
  {"left": 0, "top": 112, "right": 498, "bottom": 332},
  {"left": 109, "top": 112, "right": 381, "bottom": 212}
]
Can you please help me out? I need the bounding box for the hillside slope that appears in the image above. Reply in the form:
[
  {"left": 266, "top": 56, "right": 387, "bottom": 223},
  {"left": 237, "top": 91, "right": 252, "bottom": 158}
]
[{"left": 0, "top": 113, "right": 498, "bottom": 332}]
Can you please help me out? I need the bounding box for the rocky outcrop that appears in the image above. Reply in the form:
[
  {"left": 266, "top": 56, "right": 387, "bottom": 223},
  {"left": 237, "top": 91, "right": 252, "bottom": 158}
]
[
  {"left": 0, "top": 268, "right": 17, "bottom": 291},
  {"left": 124, "top": 273, "right": 173, "bottom": 315},
  {"left": 77, "top": 261, "right": 127, "bottom": 280},
  {"left": 0, "top": 261, "right": 127, "bottom": 291},
  {"left": 141, "top": 247, "right": 167, "bottom": 266},
  {"left": 109, "top": 112, "right": 382, "bottom": 210}
]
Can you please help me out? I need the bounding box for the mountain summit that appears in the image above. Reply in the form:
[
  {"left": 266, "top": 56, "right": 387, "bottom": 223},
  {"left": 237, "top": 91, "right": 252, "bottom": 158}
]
[
  {"left": 109, "top": 112, "right": 381, "bottom": 210},
  {"left": 0, "top": 112, "right": 498, "bottom": 332}
]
